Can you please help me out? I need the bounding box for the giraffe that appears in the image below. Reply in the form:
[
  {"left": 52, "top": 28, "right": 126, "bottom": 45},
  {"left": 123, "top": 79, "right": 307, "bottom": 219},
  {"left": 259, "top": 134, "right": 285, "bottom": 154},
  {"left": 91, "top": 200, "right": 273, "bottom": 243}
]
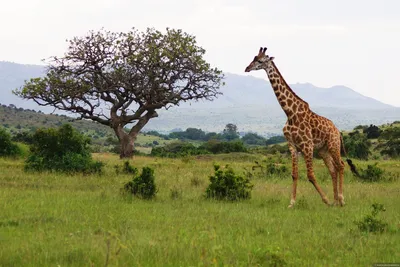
[{"left": 245, "top": 47, "right": 347, "bottom": 207}]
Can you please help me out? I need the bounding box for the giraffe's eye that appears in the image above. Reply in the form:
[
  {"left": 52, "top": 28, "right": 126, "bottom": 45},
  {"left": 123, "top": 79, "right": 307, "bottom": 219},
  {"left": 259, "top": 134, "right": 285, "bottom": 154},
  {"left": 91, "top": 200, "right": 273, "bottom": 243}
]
[{"left": 253, "top": 56, "right": 258, "bottom": 61}]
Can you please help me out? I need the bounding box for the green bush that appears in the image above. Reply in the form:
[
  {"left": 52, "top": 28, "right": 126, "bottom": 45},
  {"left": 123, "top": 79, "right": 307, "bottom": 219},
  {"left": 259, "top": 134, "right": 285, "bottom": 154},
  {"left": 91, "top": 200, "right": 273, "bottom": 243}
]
[
  {"left": 199, "top": 140, "right": 247, "bottom": 154},
  {"left": 358, "top": 163, "right": 384, "bottom": 182},
  {"left": 25, "top": 124, "right": 103, "bottom": 174},
  {"left": 363, "top": 124, "right": 382, "bottom": 139},
  {"left": 265, "top": 135, "right": 286, "bottom": 145},
  {"left": 115, "top": 161, "right": 138, "bottom": 175},
  {"left": 0, "top": 127, "right": 21, "bottom": 157},
  {"left": 242, "top": 132, "right": 267, "bottom": 145},
  {"left": 379, "top": 127, "right": 400, "bottom": 158},
  {"left": 123, "top": 167, "right": 157, "bottom": 199},
  {"left": 205, "top": 164, "right": 253, "bottom": 201},
  {"left": 355, "top": 203, "right": 388, "bottom": 233},
  {"left": 150, "top": 141, "right": 208, "bottom": 158},
  {"left": 343, "top": 132, "right": 371, "bottom": 160}
]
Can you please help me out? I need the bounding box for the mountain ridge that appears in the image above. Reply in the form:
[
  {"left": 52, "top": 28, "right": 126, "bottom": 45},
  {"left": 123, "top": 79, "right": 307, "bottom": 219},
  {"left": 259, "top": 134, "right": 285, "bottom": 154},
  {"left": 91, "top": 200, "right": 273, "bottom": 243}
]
[{"left": 1, "top": 61, "right": 399, "bottom": 135}]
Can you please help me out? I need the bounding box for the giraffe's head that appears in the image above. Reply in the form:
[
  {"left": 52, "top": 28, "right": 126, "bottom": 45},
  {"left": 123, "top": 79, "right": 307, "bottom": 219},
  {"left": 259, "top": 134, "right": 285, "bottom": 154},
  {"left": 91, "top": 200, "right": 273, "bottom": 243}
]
[{"left": 244, "top": 47, "right": 275, "bottom": 72}]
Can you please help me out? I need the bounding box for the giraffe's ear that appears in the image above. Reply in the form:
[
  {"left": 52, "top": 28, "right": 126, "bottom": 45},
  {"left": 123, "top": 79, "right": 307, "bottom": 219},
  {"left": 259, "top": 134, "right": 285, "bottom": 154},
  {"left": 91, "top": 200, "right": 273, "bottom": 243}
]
[{"left": 270, "top": 57, "right": 275, "bottom": 61}]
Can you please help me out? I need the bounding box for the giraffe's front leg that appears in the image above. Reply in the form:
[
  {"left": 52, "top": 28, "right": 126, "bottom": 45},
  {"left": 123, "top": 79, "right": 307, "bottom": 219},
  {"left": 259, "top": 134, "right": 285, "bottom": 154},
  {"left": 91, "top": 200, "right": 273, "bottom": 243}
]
[{"left": 288, "top": 144, "right": 299, "bottom": 208}]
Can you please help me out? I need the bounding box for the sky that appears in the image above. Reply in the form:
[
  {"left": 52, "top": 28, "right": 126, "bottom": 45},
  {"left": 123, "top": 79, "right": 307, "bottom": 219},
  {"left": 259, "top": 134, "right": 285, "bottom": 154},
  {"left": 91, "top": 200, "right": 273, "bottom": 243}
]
[{"left": 1, "top": 0, "right": 400, "bottom": 107}]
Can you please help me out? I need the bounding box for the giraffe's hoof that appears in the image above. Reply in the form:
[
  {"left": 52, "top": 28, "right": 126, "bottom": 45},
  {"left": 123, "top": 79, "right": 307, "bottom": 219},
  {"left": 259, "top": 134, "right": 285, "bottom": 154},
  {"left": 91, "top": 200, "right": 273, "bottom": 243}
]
[{"left": 288, "top": 204, "right": 294, "bottom": 208}]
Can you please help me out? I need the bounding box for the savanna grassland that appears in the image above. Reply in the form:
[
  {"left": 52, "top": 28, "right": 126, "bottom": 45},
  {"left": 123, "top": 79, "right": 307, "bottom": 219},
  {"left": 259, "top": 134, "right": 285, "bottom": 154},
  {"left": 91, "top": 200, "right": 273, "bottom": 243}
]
[{"left": 0, "top": 153, "right": 399, "bottom": 266}]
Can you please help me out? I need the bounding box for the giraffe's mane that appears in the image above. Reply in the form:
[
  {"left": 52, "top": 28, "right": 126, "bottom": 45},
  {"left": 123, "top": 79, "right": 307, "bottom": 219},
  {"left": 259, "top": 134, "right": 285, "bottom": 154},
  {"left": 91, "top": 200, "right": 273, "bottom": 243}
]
[{"left": 271, "top": 61, "right": 309, "bottom": 106}]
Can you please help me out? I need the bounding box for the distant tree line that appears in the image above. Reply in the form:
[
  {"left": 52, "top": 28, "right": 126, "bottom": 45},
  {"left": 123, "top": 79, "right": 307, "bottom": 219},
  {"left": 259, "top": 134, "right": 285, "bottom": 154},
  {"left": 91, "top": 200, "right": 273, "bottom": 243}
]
[{"left": 144, "top": 123, "right": 286, "bottom": 146}]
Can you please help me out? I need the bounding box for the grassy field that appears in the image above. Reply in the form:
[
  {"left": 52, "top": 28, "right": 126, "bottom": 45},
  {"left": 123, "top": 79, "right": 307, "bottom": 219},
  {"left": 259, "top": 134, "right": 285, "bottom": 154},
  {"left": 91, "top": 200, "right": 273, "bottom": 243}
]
[{"left": 0, "top": 153, "right": 399, "bottom": 266}]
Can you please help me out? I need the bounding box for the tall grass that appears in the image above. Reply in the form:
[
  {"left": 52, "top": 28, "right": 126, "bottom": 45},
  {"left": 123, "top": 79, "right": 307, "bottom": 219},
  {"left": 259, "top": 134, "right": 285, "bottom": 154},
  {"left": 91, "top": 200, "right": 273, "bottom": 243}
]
[{"left": 0, "top": 154, "right": 399, "bottom": 266}]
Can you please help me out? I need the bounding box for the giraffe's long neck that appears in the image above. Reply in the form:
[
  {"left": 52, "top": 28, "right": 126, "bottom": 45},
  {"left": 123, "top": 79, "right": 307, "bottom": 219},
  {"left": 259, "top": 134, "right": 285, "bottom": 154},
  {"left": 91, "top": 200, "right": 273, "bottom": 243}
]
[{"left": 265, "top": 62, "right": 309, "bottom": 119}]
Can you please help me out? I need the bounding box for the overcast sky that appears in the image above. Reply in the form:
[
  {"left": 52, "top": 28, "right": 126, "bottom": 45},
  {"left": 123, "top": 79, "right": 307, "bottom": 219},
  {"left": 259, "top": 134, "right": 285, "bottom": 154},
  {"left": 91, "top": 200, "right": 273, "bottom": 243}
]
[{"left": 1, "top": 0, "right": 400, "bottom": 106}]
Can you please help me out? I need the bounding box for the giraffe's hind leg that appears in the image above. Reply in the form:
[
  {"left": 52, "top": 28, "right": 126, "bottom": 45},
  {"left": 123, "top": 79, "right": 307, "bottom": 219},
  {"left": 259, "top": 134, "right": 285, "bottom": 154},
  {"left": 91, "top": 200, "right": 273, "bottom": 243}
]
[
  {"left": 328, "top": 141, "right": 345, "bottom": 206},
  {"left": 318, "top": 148, "right": 339, "bottom": 205},
  {"left": 303, "top": 148, "right": 330, "bottom": 205}
]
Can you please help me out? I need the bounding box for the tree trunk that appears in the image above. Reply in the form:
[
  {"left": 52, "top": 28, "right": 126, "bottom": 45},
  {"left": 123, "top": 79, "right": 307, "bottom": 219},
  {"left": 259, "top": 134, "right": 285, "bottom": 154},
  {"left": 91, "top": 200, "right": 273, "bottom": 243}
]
[
  {"left": 113, "top": 110, "right": 158, "bottom": 159},
  {"left": 119, "top": 133, "right": 136, "bottom": 159},
  {"left": 114, "top": 126, "right": 138, "bottom": 159}
]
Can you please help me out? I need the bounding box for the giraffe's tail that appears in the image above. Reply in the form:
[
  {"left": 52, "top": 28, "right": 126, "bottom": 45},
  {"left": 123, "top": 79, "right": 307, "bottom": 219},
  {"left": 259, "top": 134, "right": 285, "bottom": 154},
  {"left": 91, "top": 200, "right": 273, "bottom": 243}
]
[{"left": 340, "top": 133, "right": 361, "bottom": 178}]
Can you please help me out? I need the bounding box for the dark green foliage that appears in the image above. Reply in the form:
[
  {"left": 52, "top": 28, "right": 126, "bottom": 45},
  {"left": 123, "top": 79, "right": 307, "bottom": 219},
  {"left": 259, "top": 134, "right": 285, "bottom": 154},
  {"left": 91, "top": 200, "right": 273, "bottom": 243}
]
[
  {"left": 203, "top": 132, "right": 221, "bottom": 141},
  {"left": 380, "top": 138, "right": 400, "bottom": 158},
  {"left": 343, "top": 132, "right": 371, "bottom": 160},
  {"left": 114, "top": 161, "right": 138, "bottom": 175},
  {"left": 221, "top": 123, "right": 240, "bottom": 141},
  {"left": 25, "top": 124, "right": 103, "bottom": 173},
  {"left": 358, "top": 163, "right": 384, "bottom": 182},
  {"left": 123, "top": 167, "right": 157, "bottom": 199},
  {"left": 151, "top": 141, "right": 208, "bottom": 157},
  {"left": 242, "top": 132, "right": 267, "bottom": 145},
  {"left": 206, "top": 164, "right": 253, "bottom": 201},
  {"left": 199, "top": 140, "right": 247, "bottom": 154},
  {"left": 144, "top": 130, "right": 169, "bottom": 140},
  {"left": 168, "top": 128, "right": 219, "bottom": 141},
  {"left": 379, "top": 127, "right": 400, "bottom": 158},
  {"left": 151, "top": 140, "right": 247, "bottom": 158},
  {"left": 265, "top": 135, "right": 286, "bottom": 145},
  {"left": 12, "top": 131, "right": 34, "bottom": 144},
  {"left": 355, "top": 203, "right": 388, "bottom": 233},
  {"left": 363, "top": 124, "right": 381, "bottom": 139},
  {"left": 0, "top": 128, "right": 21, "bottom": 157},
  {"left": 353, "top": 125, "right": 368, "bottom": 131}
]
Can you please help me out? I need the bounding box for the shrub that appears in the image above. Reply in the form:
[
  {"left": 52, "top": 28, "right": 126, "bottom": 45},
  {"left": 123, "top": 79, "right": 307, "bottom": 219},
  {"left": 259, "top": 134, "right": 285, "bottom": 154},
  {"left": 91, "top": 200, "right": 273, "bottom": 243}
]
[
  {"left": 363, "top": 124, "right": 382, "bottom": 139},
  {"left": 0, "top": 127, "right": 21, "bottom": 157},
  {"left": 199, "top": 140, "right": 247, "bottom": 154},
  {"left": 265, "top": 135, "right": 286, "bottom": 145},
  {"left": 358, "top": 163, "right": 384, "bottom": 182},
  {"left": 355, "top": 203, "right": 388, "bottom": 233},
  {"left": 242, "top": 132, "right": 267, "bottom": 145},
  {"left": 151, "top": 141, "right": 208, "bottom": 158},
  {"left": 379, "top": 127, "right": 400, "bottom": 158},
  {"left": 25, "top": 124, "right": 103, "bottom": 174},
  {"left": 343, "top": 132, "right": 371, "bottom": 160},
  {"left": 115, "top": 161, "right": 138, "bottom": 175},
  {"left": 123, "top": 167, "right": 157, "bottom": 199},
  {"left": 11, "top": 131, "right": 34, "bottom": 144},
  {"left": 205, "top": 164, "right": 253, "bottom": 201}
]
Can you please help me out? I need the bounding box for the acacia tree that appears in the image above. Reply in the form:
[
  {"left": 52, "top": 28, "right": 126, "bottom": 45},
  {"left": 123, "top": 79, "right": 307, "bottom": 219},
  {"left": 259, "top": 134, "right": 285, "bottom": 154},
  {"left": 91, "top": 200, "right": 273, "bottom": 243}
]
[{"left": 14, "top": 28, "right": 224, "bottom": 158}]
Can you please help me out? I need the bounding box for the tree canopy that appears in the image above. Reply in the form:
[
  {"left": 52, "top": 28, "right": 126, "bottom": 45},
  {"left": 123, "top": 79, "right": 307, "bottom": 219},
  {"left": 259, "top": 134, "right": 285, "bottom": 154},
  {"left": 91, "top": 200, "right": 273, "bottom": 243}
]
[{"left": 14, "top": 27, "right": 224, "bottom": 158}]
